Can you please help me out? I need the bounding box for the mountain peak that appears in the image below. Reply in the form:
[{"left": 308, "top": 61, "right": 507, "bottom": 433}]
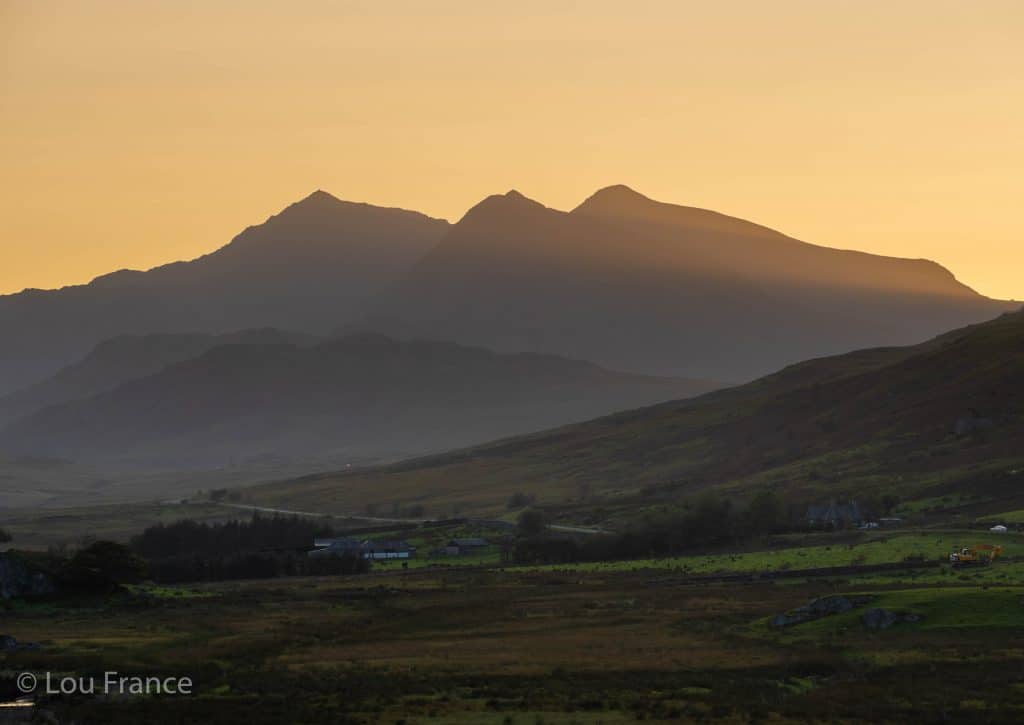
[
  {"left": 457, "top": 189, "right": 551, "bottom": 226},
  {"left": 572, "top": 184, "right": 657, "bottom": 216},
  {"left": 288, "top": 188, "right": 343, "bottom": 210}
]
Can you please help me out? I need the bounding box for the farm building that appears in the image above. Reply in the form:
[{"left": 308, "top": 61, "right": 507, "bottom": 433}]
[
  {"left": 428, "top": 538, "right": 492, "bottom": 557},
  {"left": 805, "top": 500, "right": 863, "bottom": 528},
  {"left": 361, "top": 540, "right": 415, "bottom": 560},
  {"left": 309, "top": 537, "right": 365, "bottom": 557},
  {"left": 309, "top": 537, "right": 415, "bottom": 559},
  {"left": 442, "top": 538, "right": 490, "bottom": 556}
]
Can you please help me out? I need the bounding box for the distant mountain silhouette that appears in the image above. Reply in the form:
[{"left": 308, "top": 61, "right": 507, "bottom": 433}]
[
  {"left": 368, "top": 185, "right": 1012, "bottom": 381},
  {"left": 2, "top": 184, "right": 1012, "bottom": 396},
  {"left": 0, "top": 328, "right": 318, "bottom": 426},
  {"left": 0, "top": 192, "right": 449, "bottom": 395},
  {"left": 0, "top": 335, "right": 722, "bottom": 467}
]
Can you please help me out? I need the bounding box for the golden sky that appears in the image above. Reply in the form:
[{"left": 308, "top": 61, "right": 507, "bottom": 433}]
[{"left": 2, "top": 0, "right": 1022, "bottom": 300}]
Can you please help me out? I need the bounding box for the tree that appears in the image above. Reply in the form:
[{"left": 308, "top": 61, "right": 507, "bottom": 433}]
[
  {"left": 0, "top": 528, "right": 11, "bottom": 544},
  {"left": 881, "top": 494, "right": 901, "bottom": 515},
  {"left": 745, "top": 491, "right": 783, "bottom": 535},
  {"left": 506, "top": 491, "right": 536, "bottom": 510},
  {"left": 68, "top": 540, "right": 148, "bottom": 585},
  {"left": 517, "top": 508, "right": 548, "bottom": 536}
]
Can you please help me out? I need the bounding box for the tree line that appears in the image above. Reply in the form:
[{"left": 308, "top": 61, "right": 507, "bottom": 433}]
[
  {"left": 512, "top": 492, "right": 791, "bottom": 565},
  {"left": 128, "top": 513, "right": 368, "bottom": 583}
]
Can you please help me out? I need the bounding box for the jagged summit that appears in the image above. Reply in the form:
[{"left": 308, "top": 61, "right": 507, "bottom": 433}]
[
  {"left": 572, "top": 184, "right": 655, "bottom": 215},
  {"left": 457, "top": 189, "right": 552, "bottom": 226},
  {"left": 273, "top": 189, "right": 361, "bottom": 221},
  {"left": 301, "top": 188, "right": 340, "bottom": 203}
]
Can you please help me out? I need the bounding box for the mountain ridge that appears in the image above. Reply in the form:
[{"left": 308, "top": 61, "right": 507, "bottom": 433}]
[
  {"left": 0, "top": 333, "right": 723, "bottom": 468},
  {"left": 369, "top": 185, "right": 1008, "bottom": 381}
]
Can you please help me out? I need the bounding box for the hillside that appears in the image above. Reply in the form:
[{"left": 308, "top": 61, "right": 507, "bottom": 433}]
[
  {"left": 244, "top": 308, "right": 1024, "bottom": 520},
  {"left": 0, "top": 328, "right": 318, "bottom": 426},
  {"left": 0, "top": 335, "right": 721, "bottom": 468},
  {"left": 369, "top": 185, "right": 1011, "bottom": 381},
  {"left": 0, "top": 192, "right": 449, "bottom": 395}
]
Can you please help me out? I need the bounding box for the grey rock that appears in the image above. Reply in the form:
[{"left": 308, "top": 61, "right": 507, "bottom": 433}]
[
  {"left": 770, "top": 613, "right": 811, "bottom": 628},
  {"left": 955, "top": 417, "right": 993, "bottom": 436},
  {"left": 807, "top": 595, "right": 853, "bottom": 615},
  {"left": 0, "top": 552, "right": 56, "bottom": 600},
  {"left": 862, "top": 607, "right": 921, "bottom": 630},
  {"left": 0, "top": 634, "right": 39, "bottom": 651},
  {"left": 770, "top": 595, "right": 875, "bottom": 628}
]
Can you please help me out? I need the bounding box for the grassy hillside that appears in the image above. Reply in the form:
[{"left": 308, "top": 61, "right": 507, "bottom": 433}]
[{"left": 246, "top": 308, "right": 1024, "bottom": 521}]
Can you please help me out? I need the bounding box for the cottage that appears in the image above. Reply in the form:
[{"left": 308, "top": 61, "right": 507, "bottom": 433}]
[
  {"left": 443, "top": 538, "right": 490, "bottom": 556},
  {"left": 450, "top": 537, "right": 489, "bottom": 549},
  {"left": 361, "top": 540, "right": 415, "bottom": 560},
  {"left": 805, "top": 500, "right": 862, "bottom": 528},
  {"left": 308, "top": 537, "right": 365, "bottom": 557}
]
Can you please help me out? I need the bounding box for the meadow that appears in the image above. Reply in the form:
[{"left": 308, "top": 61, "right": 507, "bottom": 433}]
[{"left": 4, "top": 525, "right": 1024, "bottom": 723}]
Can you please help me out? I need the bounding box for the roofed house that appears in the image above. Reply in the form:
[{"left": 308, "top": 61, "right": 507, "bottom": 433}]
[
  {"left": 443, "top": 538, "right": 490, "bottom": 556},
  {"left": 450, "top": 537, "right": 489, "bottom": 548},
  {"left": 805, "top": 500, "right": 862, "bottom": 529},
  {"left": 308, "top": 537, "right": 365, "bottom": 557},
  {"left": 361, "top": 540, "right": 415, "bottom": 560}
]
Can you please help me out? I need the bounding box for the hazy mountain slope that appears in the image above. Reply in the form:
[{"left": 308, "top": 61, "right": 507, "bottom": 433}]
[
  {"left": 0, "top": 335, "right": 722, "bottom": 467},
  {"left": 0, "top": 192, "right": 449, "bottom": 395},
  {"left": 244, "top": 308, "right": 1024, "bottom": 518},
  {"left": 0, "top": 328, "right": 318, "bottom": 426},
  {"left": 369, "top": 186, "right": 1011, "bottom": 381}
]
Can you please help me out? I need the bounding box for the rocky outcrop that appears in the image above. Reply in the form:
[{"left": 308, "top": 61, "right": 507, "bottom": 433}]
[
  {"left": 954, "top": 416, "right": 993, "bottom": 436},
  {"left": 861, "top": 608, "right": 922, "bottom": 630},
  {"left": 770, "top": 595, "right": 871, "bottom": 628},
  {"left": 0, "top": 634, "right": 40, "bottom": 652},
  {"left": 0, "top": 553, "right": 56, "bottom": 600}
]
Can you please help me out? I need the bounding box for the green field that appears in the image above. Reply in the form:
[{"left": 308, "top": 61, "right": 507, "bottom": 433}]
[
  {"left": 508, "top": 530, "right": 1023, "bottom": 575},
  {"left": 5, "top": 523, "right": 1024, "bottom": 722}
]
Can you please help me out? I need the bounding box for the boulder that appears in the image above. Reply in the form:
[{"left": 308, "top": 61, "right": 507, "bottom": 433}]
[
  {"left": 770, "top": 612, "right": 812, "bottom": 628},
  {"left": 0, "top": 553, "right": 56, "bottom": 600},
  {"left": 770, "top": 595, "right": 874, "bottom": 628},
  {"left": 0, "top": 634, "right": 40, "bottom": 652},
  {"left": 954, "top": 417, "right": 993, "bottom": 436},
  {"left": 862, "top": 607, "right": 921, "bottom": 630},
  {"left": 807, "top": 595, "right": 854, "bottom": 615}
]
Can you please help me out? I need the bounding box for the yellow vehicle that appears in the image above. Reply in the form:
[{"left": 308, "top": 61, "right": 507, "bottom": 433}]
[{"left": 949, "top": 544, "right": 1003, "bottom": 567}]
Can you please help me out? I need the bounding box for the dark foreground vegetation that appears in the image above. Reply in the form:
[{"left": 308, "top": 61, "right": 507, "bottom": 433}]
[
  {"left": 512, "top": 491, "right": 858, "bottom": 565},
  {"left": 129, "top": 514, "right": 368, "bottom": 583},
  {"left": 2, "top": 551, "right": 1023, "bottom": 724}
]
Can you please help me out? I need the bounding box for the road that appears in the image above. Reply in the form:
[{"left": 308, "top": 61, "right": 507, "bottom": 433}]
[{"left": 213, "top": 502, "right": 609, "bottom": 535}]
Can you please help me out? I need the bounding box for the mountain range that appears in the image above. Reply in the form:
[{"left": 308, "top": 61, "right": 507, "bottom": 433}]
[
  {"left": 368, "top": 185, "right": 1012, "bottom": 380},
  {"left": 0, "top": 185, "right": 1013, "bottom": 398},
  {"left": 0, "top": 328, "right": 318, "bottom": 427},
  {"left": 0, "top": 334, "right": 720, "bottom": 468}
]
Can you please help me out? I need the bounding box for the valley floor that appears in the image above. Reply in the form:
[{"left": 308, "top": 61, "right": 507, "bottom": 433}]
[{"left": 3, "top": 531, "right": 1024, "bottom": 723}]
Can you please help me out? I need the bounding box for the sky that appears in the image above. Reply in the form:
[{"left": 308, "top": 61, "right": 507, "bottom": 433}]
[{"left": 2, "top": 0, "right": 1022, "bottom": 300}]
